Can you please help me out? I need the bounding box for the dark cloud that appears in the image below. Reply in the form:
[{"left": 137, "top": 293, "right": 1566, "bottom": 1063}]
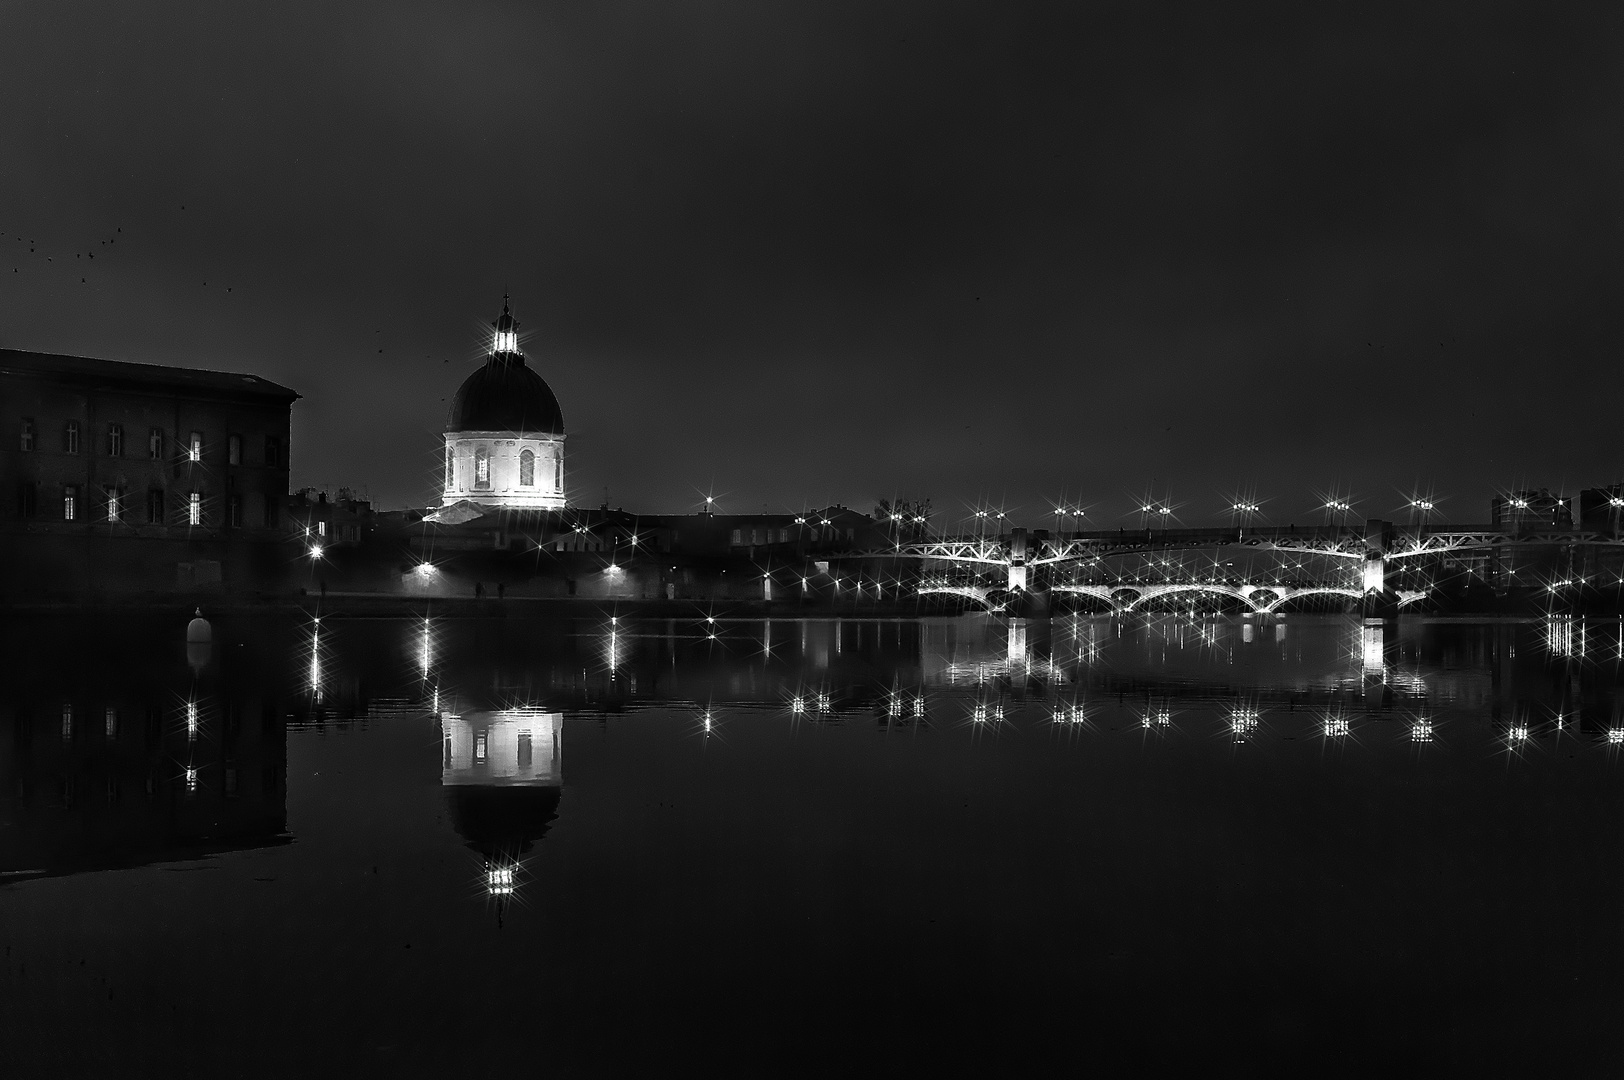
[{"left": 1, "top": 2, "right": 1620, "bottom": 522}]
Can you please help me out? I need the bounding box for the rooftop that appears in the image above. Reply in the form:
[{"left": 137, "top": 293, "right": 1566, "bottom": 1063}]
[{"left": 0, "top": 348, "right": 299, "bottom": 401}]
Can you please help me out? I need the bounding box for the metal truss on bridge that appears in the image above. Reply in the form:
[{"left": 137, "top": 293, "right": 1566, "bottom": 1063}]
[
  {"left": 862, "top": 526, "right": 1624, "bottom": 568},
  {"left": 917, "top": 579, "right": 1426, "bottom": 614}
]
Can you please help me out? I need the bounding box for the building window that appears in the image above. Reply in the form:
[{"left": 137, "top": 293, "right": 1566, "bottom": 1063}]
[
  {"left": 731, "top": 529, "right": 742, "bottom": 545},
  {"left": 105, "top": 707, "right": 118, "bottom": 741},
  {"left": 188, "top": 432, "right": 202, "bottom": 462},
  {"left": 228, "top": 434, "right": 241, "bottom": 465},
  {"left": 65, "top": 421, "right": 80, "bottom": 454},
  {"left": 149, "top": 428, "right": 164, "bottom": 459},
  {"left": 188, "top": 492, "right": 201, "bottom": 526},
  {"left": 264, "top": 494, "right": 280, "bottom": 527},
  {"left": 227, "top": 496, "right": 241, "bottom": 528},
  {"left": 474, "top": 446, "right": 490, "bottom": 489},
  {"left": 316, "top": 520, "right": 327, "bottom": 538},
  {"left": 20, "top": 418, "right": 34, "bottom": 451},
  {"left": 265, "top": 435, "right": 280, "bottom": 468},
  {"left": 445, "top": 445, "right": 453, "bottom": 488},
  {"left": 17, "top": 481, "right": 36, "bottom": 518},
  {"left": 62, "top": 704, "right": 73, "bottom": 743},
  {"left": 63, "top": 485, "right": 78, "bottom": 521},
  {"left": 108, "top": 423, "right": 123, "bottom": 457},
  {"left": 147, "top": 488, "right": 164, "bottom": 524},
  {"left": 520, "top": 449, "right": 535, "bottom": 486},
  {"left": 105, "top": 486, "right": 123, "bottom": 523}
]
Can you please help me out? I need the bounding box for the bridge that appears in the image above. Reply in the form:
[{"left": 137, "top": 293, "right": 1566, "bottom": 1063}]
[{"left": 851, "top": 520, "right": 1624, "bottom": 613}]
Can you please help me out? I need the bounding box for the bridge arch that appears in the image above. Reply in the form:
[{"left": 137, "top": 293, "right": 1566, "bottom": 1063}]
[
  {"left": 1256, "top": 586, "right": 1361, "bottom": 614},
  {"left": 1122, "top": 583, "right": 1253, "bottom": 613}
]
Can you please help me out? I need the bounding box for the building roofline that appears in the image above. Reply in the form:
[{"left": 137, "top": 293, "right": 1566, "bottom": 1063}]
[{"left": 0, "top": 348, "right": 300, "bottom": 402}]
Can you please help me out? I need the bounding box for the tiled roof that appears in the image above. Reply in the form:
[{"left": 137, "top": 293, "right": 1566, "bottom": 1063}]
[{"left": 0, "top": 348, "right": 299, "bottom": 401}]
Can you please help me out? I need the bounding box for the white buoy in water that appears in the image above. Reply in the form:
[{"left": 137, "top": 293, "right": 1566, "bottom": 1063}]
[{"left": 186, "top": 608, "right": 212, "bottom": 643}]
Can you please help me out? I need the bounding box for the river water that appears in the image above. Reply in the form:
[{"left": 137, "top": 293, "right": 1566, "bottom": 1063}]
[{"left": 3, "top": 611, "right": 1622, "bottom": 1074}]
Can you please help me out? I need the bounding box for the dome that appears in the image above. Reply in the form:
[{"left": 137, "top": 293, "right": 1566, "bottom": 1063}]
[{"left": 447, "top": 361, "right": 565, "bottom": 435}]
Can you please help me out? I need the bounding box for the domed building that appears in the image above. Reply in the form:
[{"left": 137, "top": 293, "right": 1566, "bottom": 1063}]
[{"left": 442, "top": 298, "right": 567, "bottom": 510}]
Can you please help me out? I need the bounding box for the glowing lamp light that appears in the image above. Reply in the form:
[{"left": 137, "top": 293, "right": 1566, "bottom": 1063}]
[
  {"left": 494, "top": 328, "right": 518, "bottom": 353},
  {"left": 309, "top": 545, "right": 323, "bottom": 559},
  {"left": 1611, "top": 498, "right": 1624, "bottom": 509},
  {"left": 415, "top": 562, "right": 434, "bottom": 576},
  {"left": 1608, "top": 729, "right": 1624, "bottom": 745}
]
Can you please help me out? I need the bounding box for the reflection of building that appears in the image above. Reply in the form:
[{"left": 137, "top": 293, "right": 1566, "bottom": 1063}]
[
  {"left": 0, "top": 662, "right": 289, "bottom": 877},
  {"left": 0, "top": 348, "right": 298, "bottom": 597},
  {"left": 441, "top": 709, "right": 563, "bottom": 902},
  {"left": 441, "top": 299, "right": 566, "bottom": 511}
]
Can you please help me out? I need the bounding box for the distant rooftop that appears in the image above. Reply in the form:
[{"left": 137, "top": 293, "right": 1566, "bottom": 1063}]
[{"left": 0, "top": 348, "right": 299, "bottom": 401}]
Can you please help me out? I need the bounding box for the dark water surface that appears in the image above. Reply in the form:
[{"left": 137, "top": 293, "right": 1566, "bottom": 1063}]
[{"left": 4, "top": 611, "right": 1624, "bottom": 1075}]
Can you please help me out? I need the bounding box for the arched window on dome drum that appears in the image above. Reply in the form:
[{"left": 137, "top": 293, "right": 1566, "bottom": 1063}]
[
  {"left": 445, "top": 445, "right": 453, "bottom": 489},
  {"left": 554, "top": 456, "right": 562, "bottom": 492},
  {"left": 474, "top": 446, "right": 490, "bottom": 489},
  {"left": 519, "top": 449, "right": 535, "bottom": 487}
]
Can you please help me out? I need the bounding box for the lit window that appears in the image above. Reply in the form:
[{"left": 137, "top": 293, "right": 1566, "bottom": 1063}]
[
  {"left": 731, "top": 529, "right": 742, "bottom": 545},
  {"left": 65, "top": 421, "right": 80, "bottom": 454},
  {"left": 317, "top": 520, "right": 327, "bottom": 537},
  {"left": 61, "top": 704, "right": 73, "bottom": 742},
  {"left": 149, "top": 428, "right": 163, "bottom": 459},
  {"left": 520, "top": 449, "right": 535, "bottom": 486},
  {"left": 444, "top": 445, "right": 453, "bottom": 488},
  {"left": 554, "top": 457, "right": 562, "bottom": 491},
  {"left": 108, "top": 423, "right": 122, "bottom": 457},
  {"left": 19, "top": 418, "right": 33, "bottom": 451},
  {"left": 105, "top": 707, "right": 118, "bottom": 740},
  {"left": 475, "top": 446, "right": 490, "bottom": 489},
  {"left": 105, "top": 486, "right": 122, "bottom": 522},
  {"left": 189, "top": 492, "right": 201, "bottom": 526},
  {"left": 188, "top": 432, "right": 202, "bottom": 462},
  {"left": 63, "top": 485, "right": 77, "bottom": 521},
  {"left": 228, "top": 434, "right": 241, "bottom": 465}
]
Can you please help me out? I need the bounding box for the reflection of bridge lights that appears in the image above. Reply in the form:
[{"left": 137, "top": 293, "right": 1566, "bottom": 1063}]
[
  {"left": 1229, "top": 707, "right": 1260, "bottom": 737},
  {"left": 1607, "top": 728, "right": 1624, "bottom": 745},
  {"left": 1411, "top": 720, "right": 1433, "bottom": 743},
  {"left": 185, "top": 766, "right": 198, "bottom": 794},
  {"left": 1509, "top": 724, "right": 1530, "bottom": 743},
  {"left": 791, "top": 696, "right": 805, "bottom": 714},
  {"left": 186, "top": 701, "right": 199, "bottom": 739},
  {"left": 703, "top": 710, "right": 713, "bottom": 734},
  {"left": 487, "top": 865, "right": 516, "bottom": 896},
  {"left": 1323, "top": 717, "right": 1351, "bottom": 738},
  {"left": 888, "top": 696, "right": 902, "bottom": 718},
  {"left": 913, "top": 696, "right": 925, "bottom": 717},
  {"left": 817, "top": 692, "right": 830, "bottom": 713},
  {"left": 973, "top": 703, "right": 988, "bottom": 723}
]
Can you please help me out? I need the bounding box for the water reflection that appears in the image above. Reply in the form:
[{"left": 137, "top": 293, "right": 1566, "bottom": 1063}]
[
  {"left": 0, "top": 617, "right": 290, "bottom": 879},
  {"left": 441, "top": 709, "right": 563, "bottom": 916},
  {"left": 10, "top": 610, "right": 1624, "bottom": 892}
]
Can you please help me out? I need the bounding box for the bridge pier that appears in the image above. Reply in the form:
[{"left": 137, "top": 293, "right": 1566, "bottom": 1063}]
[{"left": 1361, "top": 519, "right": 1398, "bottom": 617}]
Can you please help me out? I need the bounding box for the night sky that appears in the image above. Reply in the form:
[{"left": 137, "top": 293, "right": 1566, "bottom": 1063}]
[{"left": 2, "top": 2, "right": 1620, "bottom": 525}]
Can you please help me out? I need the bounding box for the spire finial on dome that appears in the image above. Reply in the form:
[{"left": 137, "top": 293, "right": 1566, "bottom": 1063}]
[{"left": 491, "top": 293, "right": 520, "bottom": 358}]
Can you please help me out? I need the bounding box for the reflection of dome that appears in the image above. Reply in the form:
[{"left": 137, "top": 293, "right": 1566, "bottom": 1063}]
[
  {"left": 447, "top": 363, "right": 564, "bottom": 435},
  {"left": 441, "top": 709, "right": 564, "bottom": 862},
  {"left": 446, "top": 785, "right": 562, "bottom": 858}
]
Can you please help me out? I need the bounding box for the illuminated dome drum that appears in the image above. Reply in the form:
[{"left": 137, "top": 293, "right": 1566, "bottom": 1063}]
[{"left": 442, "top": 298, "right": 566, "bottom": 509}]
